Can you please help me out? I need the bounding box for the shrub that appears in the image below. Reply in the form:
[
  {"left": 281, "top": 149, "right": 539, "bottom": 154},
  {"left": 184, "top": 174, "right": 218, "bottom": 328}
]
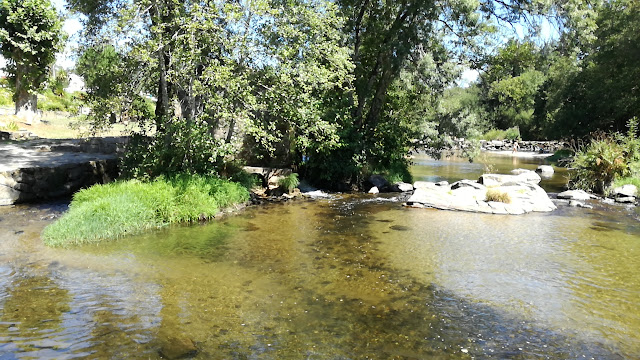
[
  {"left": 485, "top": 189, "right": 511, "bottom": 203},
  {"left": 42, "top": 174, "right": 249, "bottom": 247},
  {"left": 570, "top": 118, "right": 640, "bottom": 193},
  {"left": 278, "top": 173, "right": 299, "bottom": 192},
  {"left": 0, "top": 87, "right": 12, "bottom": 106},
  {"left": 480, "top": 126, "right": 521, "bottom": 141}
]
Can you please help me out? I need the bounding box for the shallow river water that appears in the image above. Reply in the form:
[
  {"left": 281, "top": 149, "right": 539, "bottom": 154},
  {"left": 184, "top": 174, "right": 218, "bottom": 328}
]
[{"left": 0, "top": 153, "right": 639, "bottom": 359}]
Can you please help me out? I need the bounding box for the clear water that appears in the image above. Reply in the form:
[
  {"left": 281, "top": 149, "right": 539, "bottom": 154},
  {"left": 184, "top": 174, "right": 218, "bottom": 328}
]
[{"left": 0, "top": 153, "right": 638, "bottom": 359}]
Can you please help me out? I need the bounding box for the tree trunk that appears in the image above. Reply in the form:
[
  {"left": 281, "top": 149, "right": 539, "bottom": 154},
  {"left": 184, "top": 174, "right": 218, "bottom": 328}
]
[{"left": 14, "top": 64, "right": 38, "bottom": 125}]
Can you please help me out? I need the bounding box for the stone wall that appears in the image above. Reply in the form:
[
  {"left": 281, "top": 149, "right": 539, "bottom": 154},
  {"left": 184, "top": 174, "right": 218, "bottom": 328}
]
[{"left": 0, "top": 159, "right": 118, "bottom": 205}]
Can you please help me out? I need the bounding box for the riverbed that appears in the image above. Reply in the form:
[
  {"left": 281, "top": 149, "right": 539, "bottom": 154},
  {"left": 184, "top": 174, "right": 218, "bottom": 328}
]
[{"left": 0, "top": 153, "right": 638, "bottom": 359}]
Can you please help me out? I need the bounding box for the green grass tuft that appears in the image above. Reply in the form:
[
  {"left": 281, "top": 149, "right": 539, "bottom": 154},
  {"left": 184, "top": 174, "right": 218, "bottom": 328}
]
[
  {"left": 278, "top": 173, "right": 300, "bottom": 192},
  {"left": 42, "top": 174, "right": 249, "bottom": 247}
]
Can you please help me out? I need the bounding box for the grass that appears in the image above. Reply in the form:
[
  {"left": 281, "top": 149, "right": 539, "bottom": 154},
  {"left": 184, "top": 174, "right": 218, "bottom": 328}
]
[
  {"left": 278, "top": 173, "right": 299, "bottom": 192},
  {"left": 485, "top": 188, "right": 512, "bottom": 203},
  {"left": 42, "top": 174, "right": 250, "bottom": 247}
]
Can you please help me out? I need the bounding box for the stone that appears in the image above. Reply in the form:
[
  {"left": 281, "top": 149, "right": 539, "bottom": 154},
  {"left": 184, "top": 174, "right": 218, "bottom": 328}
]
[
  {"left": 413, "top": 181, "right": 439, "bottom": 189},
  {"left": 0, "top": 140, "right": 119, "bottom": 205},
  {"left": 159, "top": 336, "right": 198, "bottom": 359},
  {"left": 367, "top": 175, "right": 390, "bottom": 191},
  {"left": 510, "top": 168, "right": 531, "bottom": 175},
  {"left": 478, "top": 172, "right": 540, "bottom": 186},
  {"left": 557, "top": 189, "right": 593, "bottom": 201},
  {"left": 451, "top": 179, "right": 486, "bottom": 190},
  {"left": 405, "top": 179, "right": 555, "bottom": 215},
  {"left": 390, "top": 182, "right": 413, "bottom": 192},
  {"left": 536, "top": 165, "right": 555, "bottom": 175},
  {"left": 569, "top": 200, "right": 593, "bottom": 209},
  {"left": 615, "top": 196, "right": 636, "bottom": 204},
  {"left": 368, "top": 186, "right": 380, "bottom": 194},
  {"left": 612, "top": 184, "right": 637, "bottom": 198}
]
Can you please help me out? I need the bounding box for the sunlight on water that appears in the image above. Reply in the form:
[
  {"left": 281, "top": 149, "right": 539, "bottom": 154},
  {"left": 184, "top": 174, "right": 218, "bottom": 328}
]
[{"left": 0, "top": 154, "right": 637, "bottom": 358}]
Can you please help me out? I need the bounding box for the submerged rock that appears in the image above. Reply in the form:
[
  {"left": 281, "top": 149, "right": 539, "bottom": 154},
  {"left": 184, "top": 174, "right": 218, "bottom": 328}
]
[
  {"left": 405, "top": 180, "right": 556, "bottom": 215},
  {"left": 159, "top": 336, "right": 198, "bottom": 359}
]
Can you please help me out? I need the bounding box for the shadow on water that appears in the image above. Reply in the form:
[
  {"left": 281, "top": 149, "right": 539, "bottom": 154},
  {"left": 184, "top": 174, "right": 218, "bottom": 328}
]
[{"left": 0, "top": 169, "right": 637, "bottom": 358}]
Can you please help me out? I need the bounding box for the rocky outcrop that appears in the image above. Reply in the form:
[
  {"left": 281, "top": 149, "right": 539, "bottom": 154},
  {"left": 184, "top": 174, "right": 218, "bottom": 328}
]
[{"left": 405, "top": 176, "right": 556, "bottom": 215}]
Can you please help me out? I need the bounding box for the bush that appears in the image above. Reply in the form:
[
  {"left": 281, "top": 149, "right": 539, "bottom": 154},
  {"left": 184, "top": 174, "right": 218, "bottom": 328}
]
[
  {"left": 480, "top": 127, "right": 521, "bottom": 141},
  {"left": 485, "top": 188, "right": 511, "bottom": 203},
  {"left": 570, "top": 118, "right": 640, "bottom": 193},
  {"left": 0, "top": 87, "right": 12, "bottom": 106},
  {"left": 278, "top": 173, "right": 299, "bottom": 192},
  {"left": 42, "top": 174, "right": 249, "bottom": 247},
  {"left": 39, "top": 90, "right": 81, "bottom": 112}
]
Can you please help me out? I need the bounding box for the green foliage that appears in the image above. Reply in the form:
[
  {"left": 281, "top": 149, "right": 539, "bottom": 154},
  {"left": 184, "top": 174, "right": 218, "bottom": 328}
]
[
  {"left": 0, "top": 86, "right": 11, "bottom": 106},
  {"left": 570, "top": 118, "right": 640, "bottom": 193},
  {"left": 0, "top": 0, "right": 64, "bottom": 109},
  {"left": 485, "top": 189, "right": 511, "bottom": 203},
  {"left": 545, "top": 149, "right": 574, "bottom": 164},
  {"left": 480, "top": 127, "right": 520, "bottom": 141},
  {"left": 49, "top": 69, "right": 69, "bottom": 96},
  {"left": 39, "top": 90, "right": 81, "bottom": 112},
  {"left": 278, "top": 173, "right": 300, "bottom": 193},
  {"left": 121, "top": 118, "right": 235, "bottom": 179},
  {"left": 42, "top": 175, "right": 249, "bottom": 247}
]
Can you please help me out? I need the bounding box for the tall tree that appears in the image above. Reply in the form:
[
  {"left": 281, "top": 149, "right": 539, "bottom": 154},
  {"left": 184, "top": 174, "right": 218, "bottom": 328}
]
[{"left": 0, "top": 0, "right": 63, "bottom": 123}]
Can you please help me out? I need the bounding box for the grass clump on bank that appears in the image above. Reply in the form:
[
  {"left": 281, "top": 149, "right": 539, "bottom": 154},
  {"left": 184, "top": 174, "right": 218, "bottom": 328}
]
[{"left": 42, "top": 174, "right": 249, "bottom": 247}]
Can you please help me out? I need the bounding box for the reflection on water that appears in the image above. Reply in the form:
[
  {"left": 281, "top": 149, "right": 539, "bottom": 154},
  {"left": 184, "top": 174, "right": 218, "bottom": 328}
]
[{"left": 0, "top": 154, "right": 638, "bottom": 358}]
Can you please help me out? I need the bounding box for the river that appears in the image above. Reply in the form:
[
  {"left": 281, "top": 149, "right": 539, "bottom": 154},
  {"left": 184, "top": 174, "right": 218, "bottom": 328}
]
[{"left": 0, "top": 153, "right": 639, "bottom": 359}]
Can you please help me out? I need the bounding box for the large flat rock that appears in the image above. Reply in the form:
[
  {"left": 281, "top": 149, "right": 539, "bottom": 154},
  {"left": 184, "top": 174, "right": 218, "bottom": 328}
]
[{"left": 405, "top": 180, "right": 556, "bottom": 215}]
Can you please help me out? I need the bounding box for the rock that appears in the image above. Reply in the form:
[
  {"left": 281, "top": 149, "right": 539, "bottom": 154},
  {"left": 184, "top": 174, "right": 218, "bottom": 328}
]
[
  {"left": 615, "top": 196, "right": 637, "bottom": 204},
  {"left": 413, "top": 181, "right": 439, "bottom": 189},
  {"left": 368, "top": 186, "right": 380, "bottom": 194},
  {"left": 159, "top": 336, "right": 198, "bottom": 359},
  {"left": 569, "top": 200, "right": 593, "bottom": 209},
  {"left": 612, "top": 184, "right": 637, "bottom": 198},
  {"left": 435, "top": 181, "right": 449, "bottom": 186},
  {"left": 536, "top": 165, "right": 555, "bottom": 175},
  {"left": 367, "top": 175, "right": 389, "bottom": 191},
  {"left": 557, "top": 189, "right": 593, "bottom": 201},
  {"left": 390, "top": 182, "right": 413, "bottom": 192},
  {"left": 405, "top": 179, "right": 555, "bottom": 214},
  {"left": 478, "top": 172, "right": 540, "bottom": 186},
  {"left": 510, "top": 168, "right": 531, "bottom": 175},
  {"left": 451, "top": 179, "right": 486, "bottom": 190}
]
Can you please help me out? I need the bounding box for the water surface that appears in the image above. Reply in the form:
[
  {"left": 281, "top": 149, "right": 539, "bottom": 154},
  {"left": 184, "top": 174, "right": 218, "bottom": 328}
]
[{"left": 0, "top": 153, "right": 638, "bottom": 359}]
